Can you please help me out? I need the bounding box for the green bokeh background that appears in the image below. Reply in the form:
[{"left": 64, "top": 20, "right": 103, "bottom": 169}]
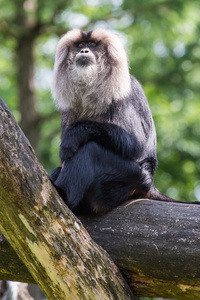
[{"left": 0, "top": 1, "right": 200, "bottom": 298}]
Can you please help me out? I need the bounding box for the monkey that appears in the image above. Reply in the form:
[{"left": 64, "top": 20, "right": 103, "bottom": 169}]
[{"left": 50, "top": 28, "right": 175, "bottom": 214}]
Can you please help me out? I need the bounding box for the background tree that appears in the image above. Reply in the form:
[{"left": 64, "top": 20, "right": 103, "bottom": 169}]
[
  {"left": 0, "top": 0, "right": 200, "bottom": 299},
  {"left": 0, "top": 0, "right": 199, "bottom": 201}
]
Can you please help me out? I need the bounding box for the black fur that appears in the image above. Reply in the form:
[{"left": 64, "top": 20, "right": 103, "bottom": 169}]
[{"left": 50, "top": 75, "right": 176, "bottom": 214}]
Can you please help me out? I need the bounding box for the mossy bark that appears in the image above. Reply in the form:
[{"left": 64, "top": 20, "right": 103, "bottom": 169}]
[
  {"left": 80, "top": 200, "right": 200, "bottom": 300},
  {"left": 0, "top": 98, "right": 134, "bottom": 300},
  {"left": 1, "top": 97, "right": 200, "bottom": 300},
  {"left": 1, "top": 199, "right": 200, "bottom": 300}
]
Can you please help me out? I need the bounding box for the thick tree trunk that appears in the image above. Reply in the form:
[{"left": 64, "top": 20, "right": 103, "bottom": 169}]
[
  {"left": 80, "top": 200, "right": 200, "bottom": 300},
  {"left": 1, "top": 97, "right": 200, "bottom": 300},
  {"left": 0, "top": 98, "right": 134, "bottom": 300},
  {"left": 1, "top": 200, "right": 200, "bottom": 300}
]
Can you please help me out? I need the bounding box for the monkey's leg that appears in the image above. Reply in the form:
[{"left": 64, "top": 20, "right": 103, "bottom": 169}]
[
  {"left": 82, "top": 162, "right": 150, "bottom": 214},
  {"left": 50, "top": 167, "right": 61, "bottom": 183},
  {"left": 53, "top": 142, "right": 152, "bottom": 214},
  {"left": 52, "top": 142, "right": 99, "bottom": 210},
  {"left": 74, "top": 144, "right": 150, "bottom": 214}
]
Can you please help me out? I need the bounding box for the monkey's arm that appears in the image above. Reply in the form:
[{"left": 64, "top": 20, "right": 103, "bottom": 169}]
[{"left": 60, "top": 120, "right": 140, "bottom": 162}]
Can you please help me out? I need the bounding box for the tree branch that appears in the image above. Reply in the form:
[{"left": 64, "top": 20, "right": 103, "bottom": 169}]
[
  {"left": 0, "top": 98, "right": 134, "bottom": 300},
  {"left": 81, "top": 200, "right": 200, "bottom": 300},
  {"left": 1, "top": 200, "right": 200, "bottom": 299},
  {"left": 1, "top": 97, "right": 200, "bottom": 300}
]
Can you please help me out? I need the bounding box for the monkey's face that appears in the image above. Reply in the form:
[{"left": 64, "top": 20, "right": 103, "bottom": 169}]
[
  {"left": 52, "top": 29, "right": 131, "bottom": 112},
  {"left": 69, "top": 38, "right": 101, "bottom": 83},
  {"left": 74, "top": 41, "right": 97, "bottom": 68},
  {"left": 54, "top": 29, "right": 113, "bottom": 84}
]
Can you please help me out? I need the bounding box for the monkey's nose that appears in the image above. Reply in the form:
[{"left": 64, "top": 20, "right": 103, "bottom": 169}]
[{"left": 80, "top": 48, "right": 90, "bottom": 54}]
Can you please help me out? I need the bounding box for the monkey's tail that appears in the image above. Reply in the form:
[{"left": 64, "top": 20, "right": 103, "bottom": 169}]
[
  {"left": 147, "top": 185, "right": 178, "bottom": 202},
  {"left": 138, "top": 157, "right": 176, "bottom": 202},
  {"left": 145, "top": 185, "right": 200, "bottom": 206}
]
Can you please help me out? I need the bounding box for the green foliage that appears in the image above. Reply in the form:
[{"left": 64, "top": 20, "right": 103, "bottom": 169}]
[
  {"left": 0, "top": 1, "right": 199, "bottom": 200},
  {"left": 122, "top": 0, "right": 200, "bottom": 202},
  {"left": 0, "top": 1, "right": 199, "bottom": 299}
]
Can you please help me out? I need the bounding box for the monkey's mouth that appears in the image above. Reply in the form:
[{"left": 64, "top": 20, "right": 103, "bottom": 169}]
[{"left": 75, "top": 55, "right": 95, "bottom": 67}]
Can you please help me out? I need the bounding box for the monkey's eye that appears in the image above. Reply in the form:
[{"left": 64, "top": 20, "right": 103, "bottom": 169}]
[
  {"left": 88, "top": 41, "right": 97, "bottom": 47},
  {"left": 77, "top": 42, "right": 86, "bottom": 48}
]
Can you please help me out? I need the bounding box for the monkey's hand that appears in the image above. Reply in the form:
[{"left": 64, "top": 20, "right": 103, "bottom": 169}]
[
  {"left": 60, "top": 130, "right": 86, "bottom": 162},
  {"left": 60, "top": 120, "right": 140, "bottom": 162}
]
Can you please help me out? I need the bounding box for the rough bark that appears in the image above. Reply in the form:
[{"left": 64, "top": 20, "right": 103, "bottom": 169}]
[
  {"left": 0, "top": 98, "right": 134, "bottom": 300},
  {"left": 1, "top": 97, "right": 200, "bottom": 300},
  {"left": 1, "top": 200, "right": 200, "bottom": 300},
  {"left": 80, "top": 200, "right": 200, "bottom": 300}
]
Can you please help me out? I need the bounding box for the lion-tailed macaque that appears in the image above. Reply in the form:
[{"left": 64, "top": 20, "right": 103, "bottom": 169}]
[{"left": 50, "top": 28, "right": 175, "bottom": 214}]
